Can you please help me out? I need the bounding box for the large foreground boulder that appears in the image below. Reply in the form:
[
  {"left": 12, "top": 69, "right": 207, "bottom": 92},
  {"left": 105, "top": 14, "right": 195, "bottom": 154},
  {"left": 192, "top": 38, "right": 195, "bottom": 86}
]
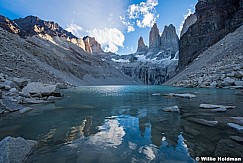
[
  {"left": 22, "top": 82, "right": 57, "bottom": 97},
  {"left": 0, "top": 136, "right": 37, "bottom": 163}
]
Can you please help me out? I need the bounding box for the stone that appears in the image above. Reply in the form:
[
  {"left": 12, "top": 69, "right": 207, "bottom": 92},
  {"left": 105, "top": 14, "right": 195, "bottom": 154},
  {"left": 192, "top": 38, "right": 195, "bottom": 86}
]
[
  {"left": 234, "top": 71, "right": 243, "bottom": 78},
  {"left": 47, "top": 96, "right": 62, "bottom": 101},
  {"left": 56, "top": 83, "right": 68, "bottom": 89},
  {"left": 137, "top": 37, "right": 148, "bottom": 52},
  {"left": 0, "top": 136, "right": 37, "bottom": 163},
  {"left": 223, "top": 77, "right": 235, "bottom": 86},
  {"left": 22, "top": 82, "right": 57, "bottom": 97},
  {"left": 163, "top": 93, "right": 196, "bottom": 99},
  {"left": 12, "top": 77, "right": 28, "bottom": 88},
  {"left": 209, "top": 81, "right": 217, "bottom": 88},
  {"left": 8, "top": 88, "right": 19, "bottom": 96},
  {"left": 1, "top": 99, "right": 25, "bottom": 112},
  {"left": 227, "top": 123, "right": 243, "bottom": 133},
  {"left": 229, "top": 136, "right": 243, "bottom": 143},
  {"left": 210, "top": 108, "right": 227, "bottom": 112},
  {"left": 0, "top": 89, "right": 2, "bottom": 99},
  {"left": 162, "top": 105, "right": 180, "bottom": 113},
  {"left": 199, "top": 104, "right": 236, "bottom": 109},
  {"left": 3, "top": 80, "right": 20, "bottom": 90},
  {"left": 187, "top": 117, "right": 218, "bottom": 127},
  {"left": 234, "top": 81, "right": 243, "bottom": 86}
]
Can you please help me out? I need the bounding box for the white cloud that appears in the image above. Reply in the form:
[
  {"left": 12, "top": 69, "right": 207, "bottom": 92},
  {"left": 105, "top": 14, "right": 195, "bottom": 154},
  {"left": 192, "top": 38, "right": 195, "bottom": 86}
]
[
  {"left": 127, "top": 25, "right": 135, "bottom": 33},
  {"left": 122, "top": 0, "right": 159, "bottom": 32},
  {"left": 87, "top": 28, "right": 125, "bottom": 53},
  {"left": 65, "top": 23, "right": 83, "bottom": 37},
  {"left": 178, "top": 8, "right": 193, "bottom": 35}
]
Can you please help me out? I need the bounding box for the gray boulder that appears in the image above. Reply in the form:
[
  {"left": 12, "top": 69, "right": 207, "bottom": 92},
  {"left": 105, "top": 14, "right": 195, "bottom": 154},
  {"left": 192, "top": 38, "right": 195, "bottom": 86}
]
[
  {"left": 12, "top": 77, "right": 29, "bottom": 88},
  {"left": 234, "top": 71, "right": 243, "bottom": 78},
  {"left": 3, "top": 80, "right": 20, "bottom": 90},
  {"left": 223, "top": 77, "right": 235, "bottom": 86},
  {"left": 234, "top": 81, "right": 243, "bottom": 86},
  {"left": 22, "top": 82, "right": 57, "bottom": 97},
  {"left": 0, "top": 136, "right": 37, "bottom": 163},
  {"left": 209, "top": 81, "right": 217, "bottom": 88},
  {"left": 187, "top": 118, "right": 218, "bottom": 127}
]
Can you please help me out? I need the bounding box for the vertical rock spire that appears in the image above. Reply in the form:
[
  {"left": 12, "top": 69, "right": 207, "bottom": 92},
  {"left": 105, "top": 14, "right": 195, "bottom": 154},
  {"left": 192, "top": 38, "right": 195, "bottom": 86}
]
[
  {"left": 137, "top": 36, "right": 148, "bottom": 52},
  {"left": 149, "top": 23, "right": 160, "bottom": 49}
]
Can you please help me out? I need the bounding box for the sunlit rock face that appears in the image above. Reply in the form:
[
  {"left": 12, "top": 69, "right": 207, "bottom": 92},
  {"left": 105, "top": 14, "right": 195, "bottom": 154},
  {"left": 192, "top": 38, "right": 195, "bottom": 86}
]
[
  {"left": 179, "top": 0, "right": 243, "bottom": 69},
  {"left": 0, "top": 15, "right": 105, "bottom": 54},
  {"left": 83, "top": 36, "right": 104, "bottom": 54}
]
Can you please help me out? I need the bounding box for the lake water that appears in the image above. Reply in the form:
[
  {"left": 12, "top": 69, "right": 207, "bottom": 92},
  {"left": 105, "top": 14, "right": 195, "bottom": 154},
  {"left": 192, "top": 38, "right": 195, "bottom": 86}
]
[{"left": 1, "top": 86, "right": 243, "bottom": 163}]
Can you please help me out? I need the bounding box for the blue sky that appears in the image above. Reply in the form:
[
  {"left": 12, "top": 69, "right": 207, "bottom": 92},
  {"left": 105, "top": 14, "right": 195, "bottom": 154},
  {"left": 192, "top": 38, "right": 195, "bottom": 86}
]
[{"left": 0, "top": 0, "right": 197, "bottom": 54}]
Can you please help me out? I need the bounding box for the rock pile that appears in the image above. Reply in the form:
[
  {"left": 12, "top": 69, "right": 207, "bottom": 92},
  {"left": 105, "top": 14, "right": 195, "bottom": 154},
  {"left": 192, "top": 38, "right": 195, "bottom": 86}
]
[{"left": 0, "top": 73, "right": 65, "bottom": 114}]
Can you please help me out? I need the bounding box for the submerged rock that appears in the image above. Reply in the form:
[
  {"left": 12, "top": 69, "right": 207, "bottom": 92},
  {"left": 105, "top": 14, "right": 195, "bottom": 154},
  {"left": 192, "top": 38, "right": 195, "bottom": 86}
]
[
  {"left": 19, "top": 107, "right": 33, "bottom": 114},
  {"left": 229, "top": 136, "right": 243, "bottom": 143},
  {"left": 187, "top": 118, "right": 218, "bottom": 127},
  {"left": 183, "top": 126, "right": 200, "bottom": 136},
  {"left": 0, "top": 136, "right": 37, "bottom": 163},
  {"left": 214, "top": 139, "right": 243, "bottom": 158},
  {"left": 231, "top": 117, "right": 243, "bottom": 125},
  {"left": 163, "top": 93, "right": 196, "bottom": 99},
  {"left": 227, "top": 123, "right": 243, "bottom": 133},
  {"left": 210, "top": 108, "right": 227, "bottom": 112},
  {"left": 162, "top": 105, "right": 180, "bottom": 113},
  {"left": 1, "top": 99, "right": 25, "bottom": 112},
  {"left": 199, "top": 104, "right": 236, "bottom": 109}
]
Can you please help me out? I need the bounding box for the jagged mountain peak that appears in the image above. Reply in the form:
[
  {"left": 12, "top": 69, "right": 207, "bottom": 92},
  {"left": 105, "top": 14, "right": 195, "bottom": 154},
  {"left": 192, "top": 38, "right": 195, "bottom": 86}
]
[
  {"left": 13, "top": 15, "right": 76, "bottom": 39},
  {"left": 0, "top": 14, "right": 105, "bottom": 55},
  {"left": 137, "top": 36, "right": 148, "bottom": 52}
]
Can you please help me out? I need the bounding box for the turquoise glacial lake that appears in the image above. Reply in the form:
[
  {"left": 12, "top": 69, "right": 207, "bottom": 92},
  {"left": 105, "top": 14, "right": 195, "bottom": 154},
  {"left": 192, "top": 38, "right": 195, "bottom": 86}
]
[{"left": 0, "top": 86, "right": 243, "bottom": 162}]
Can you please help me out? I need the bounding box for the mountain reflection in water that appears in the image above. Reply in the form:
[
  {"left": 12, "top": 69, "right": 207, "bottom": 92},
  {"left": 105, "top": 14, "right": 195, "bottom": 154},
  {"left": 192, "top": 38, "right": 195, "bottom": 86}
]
[{"left": 1, "top": 85, "right": 243, "bottom": 162}]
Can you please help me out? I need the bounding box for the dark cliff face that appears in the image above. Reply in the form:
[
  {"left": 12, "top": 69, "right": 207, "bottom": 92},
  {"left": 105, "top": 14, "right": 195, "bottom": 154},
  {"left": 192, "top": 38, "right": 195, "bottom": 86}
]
[
  {"left": 13, "top": 16, "right": 76, "bottom": 39},
  {"left": 179, "top": 0, "right": 243, "bottom": 69}
]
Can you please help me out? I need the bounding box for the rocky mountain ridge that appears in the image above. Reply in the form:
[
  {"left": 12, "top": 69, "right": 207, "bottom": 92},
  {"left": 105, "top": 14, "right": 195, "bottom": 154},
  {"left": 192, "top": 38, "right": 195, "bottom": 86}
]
[
  {"left": 0, "top": 15, "right": 104, "bottom": 54},
  {"left": 179, "top": 0, "right": 243, "bottom": 69},
  {"left": 0, "top": 26, "right": 138, "bottom": 86},
  {"left": 103, "top": 23, "right": 179, "bottom": 84}
]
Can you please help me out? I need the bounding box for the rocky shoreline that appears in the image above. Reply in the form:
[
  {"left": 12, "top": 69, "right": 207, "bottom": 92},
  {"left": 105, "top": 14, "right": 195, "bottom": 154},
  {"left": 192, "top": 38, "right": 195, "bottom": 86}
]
[
  {"left": 0, "top": 72, "right": 68, "bottom": 115},
  {"left": 165, "top": 25, "right": 243, "bottom": 91}
]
